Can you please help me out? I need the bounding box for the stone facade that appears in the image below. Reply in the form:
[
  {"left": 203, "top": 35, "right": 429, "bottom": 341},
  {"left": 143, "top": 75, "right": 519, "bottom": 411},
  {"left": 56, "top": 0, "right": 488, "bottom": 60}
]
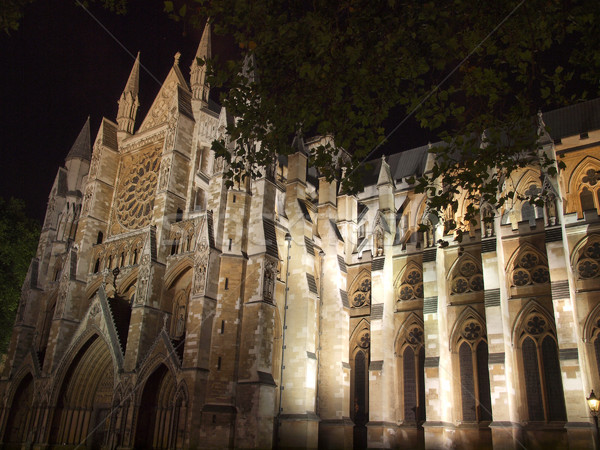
[{"left": 2, "top": 23, "right": 600, "bottom": 449}]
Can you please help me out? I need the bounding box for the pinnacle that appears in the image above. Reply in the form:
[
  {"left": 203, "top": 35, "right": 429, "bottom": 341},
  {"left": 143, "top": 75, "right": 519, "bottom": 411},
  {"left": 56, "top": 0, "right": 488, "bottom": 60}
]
[
  {"left": 194, "top": 19, "right": 211, "bottom": 62},
  {"left": 123, "top": 52, "right": 140, "bottom": 98},
  {"left": 66, "top": 116, "right": 92, "bottom": 162}
]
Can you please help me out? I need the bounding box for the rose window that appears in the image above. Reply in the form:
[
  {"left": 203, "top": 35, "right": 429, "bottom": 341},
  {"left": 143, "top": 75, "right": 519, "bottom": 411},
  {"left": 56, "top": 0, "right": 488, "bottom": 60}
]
[
  {"left": 512, "top": 269, "right": 530, "bottom": 286},
  {"left": 351, "top": 276, "right": 371, "bottom": 307},
  {"left": 470, "top": 275, "right": 484, "bottom": 292},
  {"left": 460, "top": 262, "right": 477, "bottom": 277},
  {"left": 526, "top": 315, "right": 547, "bottom": 335},
  {"left": 577, "top": 239, "right": 600, "bottom": 280},
  {"left": 582, "top": 168, "right": 599, "bottom": 186},
  {"left": 463, "top": 321, "right": 482, "bottom": 341},
  {"left": 115, "top": 146, "right": 161, "bottom": 230},
  {"left": 531, "top": 267, "right": 550, "bottom": 284},
  {"left": 359, "top": 279, "right": 371, "bottom": 292},
  {"left": 413, "top": 284, "right": 423, "bottom": 298},
  {"left": 450, "top": 258, "right": 484, "bottom": 295},
  {"left": 358, "top": 331, "right": 370, "bottom": 348},
  {"left": 511, "top": 251, "right": 550, "bottom": 287},
  {"left": 399, "top": 286, "right": 414, "bottom": 301},
  {"left": 452, "top": 277, "right": 468, "bottom": 294},
  {"left": 353, "top": 292, "right": 367, "bottom": 307},
  {"left": 397, "top": 267, "right": 423, "bottom": 301},
  {"left": 407, "top": 327, "right": 424, "bottom": 346},
  {"left": 586, "top": 242, "right": 600, "bottom": 259},
  {"left": 406, "top": 270, "right": 421, "bottom": 285},
  {"left": 519, "top": 253, "right": 538, "bottom": 269}
]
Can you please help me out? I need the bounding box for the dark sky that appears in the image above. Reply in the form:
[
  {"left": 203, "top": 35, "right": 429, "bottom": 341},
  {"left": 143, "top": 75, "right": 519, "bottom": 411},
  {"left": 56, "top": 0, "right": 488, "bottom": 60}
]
[
  {"left": 0, "top": 0, "right": 431, "bottom": 224},
  {"left": 0, "top": 0, "right": 208, "bottom": 223}
]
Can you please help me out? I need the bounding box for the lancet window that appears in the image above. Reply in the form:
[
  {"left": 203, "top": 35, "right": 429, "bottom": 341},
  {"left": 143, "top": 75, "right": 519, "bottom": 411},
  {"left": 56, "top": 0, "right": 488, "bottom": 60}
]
[
  {"left": 453, "top": 314, "right": 492, "bottom": 422},
  {"left": 397, "top": 320, "right": 425, "bottom": 424},
  {"left": 515, "top": 307, "right": 566, "bottom": 422}
]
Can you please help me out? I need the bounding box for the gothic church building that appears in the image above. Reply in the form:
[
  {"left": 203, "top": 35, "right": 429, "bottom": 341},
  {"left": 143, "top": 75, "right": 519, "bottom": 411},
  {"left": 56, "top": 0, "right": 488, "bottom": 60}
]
[{"left": 3, "top": 23, "right": 600, "bottom": 449}]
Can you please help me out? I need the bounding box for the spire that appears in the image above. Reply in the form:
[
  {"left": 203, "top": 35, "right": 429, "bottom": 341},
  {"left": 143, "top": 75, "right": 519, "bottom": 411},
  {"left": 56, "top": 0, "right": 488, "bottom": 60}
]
[
  {"left": 117, "top": 52, "right": 140, "bottom": 136},
  {"left": 191, "top": 20, "right": 211, "bottom": 106},
  {"left": 66, "top": 117, "right": 91, "bottom": 162}
]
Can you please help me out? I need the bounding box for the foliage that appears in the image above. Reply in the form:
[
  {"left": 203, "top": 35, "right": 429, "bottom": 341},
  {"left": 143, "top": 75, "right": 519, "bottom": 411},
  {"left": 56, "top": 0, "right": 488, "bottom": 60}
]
[
  {"left": 0, "top": 198, "right": 40, "bottom": 354},
  {"left": 0, "top": 0, "right": 34, "bottom": 34},
  {"left": 178, "top": 0, "right": 600, "bottom": 235},
  {"left": 0, "top": 0, "right": 127, "bottom": 34}
]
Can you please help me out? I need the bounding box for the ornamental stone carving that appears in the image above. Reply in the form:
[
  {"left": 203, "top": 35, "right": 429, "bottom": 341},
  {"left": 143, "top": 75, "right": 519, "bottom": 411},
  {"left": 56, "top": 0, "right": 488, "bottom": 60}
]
[
  {"left": 351, "top": 277, "right": 371, "bottom": 308},
  {"left": 54, "top": 268, "right": 70, "bottom": 319},
  {"left": 450, "top": 258, "right": 484, "bottom": 295},
  {"left": 263, "top": 259, "right": 277, "bottom": 301},
  {"left": 461, "top": 320, "right": 482, "bottom": 341},
  {"left": 139, "top": 80, "right": 178, "bottom": 132},
  {"left": 193, "top": 240, "right": 209, "bottom": 295},
  {"left": 357, "top": 330, "right": 370, "bottom": 349},
  {"left": 405, "top": 326, "right": 424, "bottom": 348},
  {"left": 135, "top": 254, "right": 152, "bottom": 305},
  {"left": 397, "top": 266, "right": 423, "bottom": 301},
  {"left": 511, "top": 251, "right": 550, "bottom": 287},
  {"left": 89, "top": 147, "right": 101, "bottom": 178},
  {"left": 577, "top": 240, "right": 600, "bottom": 279},
  {"left": 114, "top": 145, "right": 161, "bottom": 232},
  {"left": 82, "top": 185, "right": 94, "bottom": 216},
  {"left": 159, "top": 156, "right": 171, "bottom": 191}
]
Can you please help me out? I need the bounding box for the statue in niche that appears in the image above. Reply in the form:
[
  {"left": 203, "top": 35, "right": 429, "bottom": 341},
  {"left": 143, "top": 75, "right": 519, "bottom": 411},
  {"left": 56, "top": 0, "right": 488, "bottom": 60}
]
[
  {"left": 135, "top": 255, "right": 151, "bottom": 305},
  {"left": 160, "top": 157, "right": 171, "bottom": 191},
  {"left": 193, "top": 243, "right": 209, "bottom": 295},
  {"left": 263, "top": 260, "right": 277, "bottom": 301},
  {"left": 175, "top": 304, "right": 186, "bottom": 337},
  {"left": 481, "top": 204, "right": 494, "bottom": 237},
  {"left": 213, "top": 156, "right": 224, "bottom": 173},
  {"left": 424, "top": 222, "right": 434, "bottom": 248},
  {"left": 164, "top": 108, "right": 177, "bottom": 150},
  {"left": 546, "top": 193, "right": 557, "bottom": 226},
  {"left": 89, "top": 148, "right": 100, "bottom": 178},
  {"left": 374, "top": 228, "right": 384, "bottom": 256}
]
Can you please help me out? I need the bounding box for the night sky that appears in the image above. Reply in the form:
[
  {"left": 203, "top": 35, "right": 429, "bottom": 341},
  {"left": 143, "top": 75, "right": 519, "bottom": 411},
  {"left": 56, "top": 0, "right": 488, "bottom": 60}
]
[
  {"left": 0, "top": 0, "right": 430, "bottom": 224},
  {"left": 0, "top": 0, "right": 209, "bottom": 222}
]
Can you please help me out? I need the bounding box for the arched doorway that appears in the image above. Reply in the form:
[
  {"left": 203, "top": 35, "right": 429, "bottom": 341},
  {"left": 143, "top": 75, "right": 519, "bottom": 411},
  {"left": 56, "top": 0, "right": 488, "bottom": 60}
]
[
  {"left": 3, "top": 373, "right": 34, "bottom": 446},
  {"left": 49, "top": 334, "right": 115, "bottom": 448},
  {"left": 134, "top": 364, "right": 177, "bottom": 449}
]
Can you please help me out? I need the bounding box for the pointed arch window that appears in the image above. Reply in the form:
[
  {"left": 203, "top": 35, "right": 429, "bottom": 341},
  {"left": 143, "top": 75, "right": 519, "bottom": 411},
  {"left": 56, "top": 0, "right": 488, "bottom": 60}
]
[
  {"left": 516, "top": 309, "right": 566, "bottom": 422},
  {"left": 398, "top": 321, "right": 426, "bottom": 424},
  {"left": 450, "top": 256, "right": 484, "bottom": 295},
  {"left": 454, "top": 315, "right": 492, "bottom": 422},
  {"left": 576, "top": 238, "right": 600, "bottom": 280},
  {"left": 396, "top": 263, "right": 424, "bottom": 302},
  {"left": 510, "top": 248, "right": 550, "bottom": 287},
  {"left": 574, "top": 166, "right": 600, "bottom": 216},
  {"left": 583, "top": 307, "right": 600, "bottom": 396},
  {"left": 350, "top": 272, "right": 371, "bottom": 308}
]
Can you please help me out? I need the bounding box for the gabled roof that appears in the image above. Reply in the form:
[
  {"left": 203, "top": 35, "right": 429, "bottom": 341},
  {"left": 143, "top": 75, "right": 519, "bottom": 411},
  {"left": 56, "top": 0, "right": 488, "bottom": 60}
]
[
  {"left": 543, "top": 98, "right": 600, "bottom": 140},
  {"left": 138, "top": 54, "right": 191, "bottom": 132}
]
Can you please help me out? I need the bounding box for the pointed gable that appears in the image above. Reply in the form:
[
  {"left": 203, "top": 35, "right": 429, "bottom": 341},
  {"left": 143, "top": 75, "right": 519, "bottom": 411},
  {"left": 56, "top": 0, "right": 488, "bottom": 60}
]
[
  {"left": 139, "top": 53, "right": 191, "bottom": 132},
  {"left": 66, "top": 117, "right": 91, "bottom": 162},
  {"left": 377, "top": 156, "right": 394, "bottom": 187}
]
